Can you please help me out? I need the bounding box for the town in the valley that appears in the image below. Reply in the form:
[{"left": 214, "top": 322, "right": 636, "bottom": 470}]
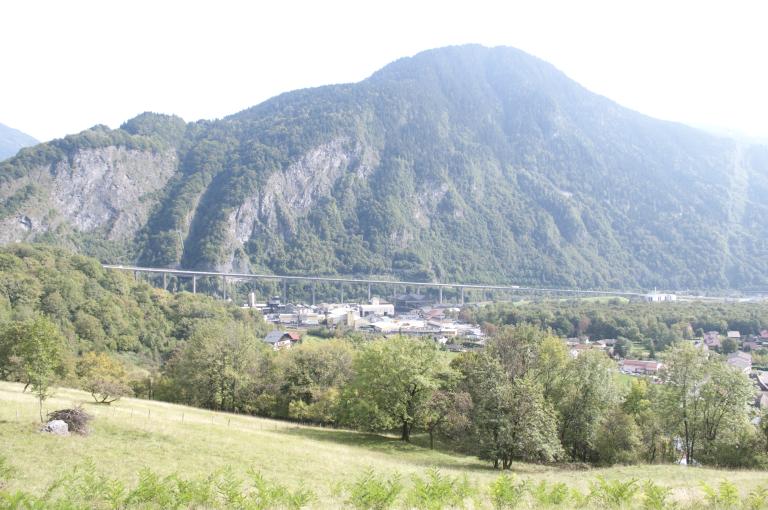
[{"left": 250, "top": 289, "right": 768, "bottom": 415}]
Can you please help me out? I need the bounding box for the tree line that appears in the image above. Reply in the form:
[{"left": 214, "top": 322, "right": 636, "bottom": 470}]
[{"left": 1, "top": 245, "right": 768, "bottom": 469}]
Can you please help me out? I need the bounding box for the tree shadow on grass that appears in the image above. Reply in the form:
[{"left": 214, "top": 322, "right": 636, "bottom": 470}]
[{"left": 276, "top": 427, "right": 499, "bottom": 473}]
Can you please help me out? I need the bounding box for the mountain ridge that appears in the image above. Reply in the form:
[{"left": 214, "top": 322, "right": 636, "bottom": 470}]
[
  {"left": 1, "top": 44, "right": 767, "bottom": 290},
  {"left": 0, "top": 122, "right": 38, "bottom": 161}
]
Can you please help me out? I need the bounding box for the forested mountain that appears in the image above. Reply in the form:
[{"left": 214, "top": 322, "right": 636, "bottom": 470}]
[
  {"left": 1, "top": 45, "right": 767, "bottom": 290},
  {"left": 0, "top": 122, "right": 38, "bottom": 161}
]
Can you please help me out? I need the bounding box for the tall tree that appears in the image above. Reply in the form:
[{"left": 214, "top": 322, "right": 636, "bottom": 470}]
[
  {"left": 0, "top": 316, "right": 68, "bottom": 420},
  {"left": 164, "top": 319, "right": 269, "bottom": 412},
  {"left": 658, "top": 344, "right": 753, "bottom": 464},
  {"left": 342, "top": 336, "right": 441, "bottom": 442},
  {"left": 557, "top": 350, "right": 619, "bottom": 462}
]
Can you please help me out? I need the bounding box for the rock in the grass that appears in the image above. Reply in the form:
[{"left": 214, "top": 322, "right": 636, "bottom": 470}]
[{"left": 41, "top": 419, "right": 69, "bottom": 436}]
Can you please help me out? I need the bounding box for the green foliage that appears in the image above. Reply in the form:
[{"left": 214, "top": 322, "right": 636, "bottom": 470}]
[
  {"left": 404, "top": 467, "right": 475, "bottom": 510},
  {"left": 77, "top": 352, "right": 134, "bottom": 403},
  {"left": 557, "top": 350, "right": 620, "bottom": 462},
  {"left": 530, "top": 480, "right": 569, "bottom": 506},
  {"left": 641, "top": 480, "right": 674, "bottom": 510},
  {"left": 588, "top": 476, "right": 639, "bottom": 508},
  {"left": 700, "top": 480, "right": 741, "bottom": 509},
  {"left": 0, "top": 461, "right": 314, "bottom": 510},
  {"left": 342, "top": 336, "right": 442, "bottom": 442},
  {"left": 0, "top": 315, "right": 68, "bottom": 419},
  {"left": 345, "top": 468, "right": 402, "bottom": 510},
  {"left": 658, "top": 344, "right": 754, "bottom": 465},
  {"left": 471, "top": 299, "right": 768, "bottom": 353},
  {"left": 489, "top": 474, "right": 528, "bottom": 509},
  {"left": 745, "top": 485, "right": 768, "bottom": 510}
]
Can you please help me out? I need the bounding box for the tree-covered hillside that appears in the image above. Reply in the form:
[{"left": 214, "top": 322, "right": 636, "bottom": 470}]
[
  {"left": 1, "top": 45, "right": 768, "bottom": 289},
  {"left": 0, "top": 244, "right": 266, "bottom": 366}
]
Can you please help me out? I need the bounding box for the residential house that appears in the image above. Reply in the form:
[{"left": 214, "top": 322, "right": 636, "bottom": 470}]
[
  {"left": 620, "top": 359, "right": 663, "bottom": 375},
  {"left": 263, "top": 330, "right": 298, "bottom": 350},
  {"left": 727, "top": 331, "right": 741, "bottom": 341}
]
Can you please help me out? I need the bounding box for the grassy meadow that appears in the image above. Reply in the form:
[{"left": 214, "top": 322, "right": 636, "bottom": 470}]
[{"left": 1, "top": 381, "right": 766, "bottom": 508}]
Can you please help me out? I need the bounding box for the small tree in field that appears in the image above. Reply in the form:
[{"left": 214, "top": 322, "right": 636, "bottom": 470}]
[
  {"left": 77, "top": 351, "right": 134, "bottom": 404},
  {"left": 1, "top": 316, "right": 67, "bottom": 420}
]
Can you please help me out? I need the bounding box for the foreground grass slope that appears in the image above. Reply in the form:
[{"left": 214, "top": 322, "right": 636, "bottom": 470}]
[{"left": 0, "top": 381, "right": 765, "bottom": 508}]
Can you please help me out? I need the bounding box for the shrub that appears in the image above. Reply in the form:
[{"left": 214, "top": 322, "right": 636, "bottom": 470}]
[
  {"left": 588, "top": 477, "right": 639, "bottom": 508},
  {"left": 530, "top": 480, "right": 569, "bottom": 506},
  {"left": 489, "top": 474, "right": 528, "bottom": 509},
  {"left": 405, "top": 467, "right": 475, "bottom": 510},
  {"left": 745, "top": 485, "right": 768, "bottom": 510},
  {"left": 642, "top": 480, "right": 673, "bottom": 510},
  {"left": 245, "top": 469, "right": 315, "bottom": 510},
  {"left": 700, "top": 481, "right": 740, "bottom": 509},
  {"left": 47, "top": 406, "right": 93, "bottom": 435},
  {"left": 346, "top": 468, "right": 402, "bottom": 510}
]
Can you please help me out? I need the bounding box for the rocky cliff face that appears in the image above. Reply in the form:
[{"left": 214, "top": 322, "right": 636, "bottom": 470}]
[{"left": 0, "top": 146, "right": 177, "bottom": 245}]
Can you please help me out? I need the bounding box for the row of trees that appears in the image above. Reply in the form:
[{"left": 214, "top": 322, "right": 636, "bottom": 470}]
[
  {"left": 1, "top": 311, "right": 765, "bottom": 469},
  {"left": 469, "top": 299, "right": 768, "bottom": 353},
  {"left": 152, "top": 320, "right": 766, "bottom": 469}
]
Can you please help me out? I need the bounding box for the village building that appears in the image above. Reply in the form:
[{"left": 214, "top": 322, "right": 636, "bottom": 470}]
[
  {"left": 643, "top": 292, "right": 677, "bottom": 302},
  {"left": 263, "top": 330, "right": 300, "bottom": 350},
  {"left": 620, "top": 359, "right": 663, "bottom": 375}
]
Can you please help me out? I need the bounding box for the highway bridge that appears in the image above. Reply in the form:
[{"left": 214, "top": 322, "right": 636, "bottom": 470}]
[{"left": 103, "top": 264, "right": 648, "bottom": 305}]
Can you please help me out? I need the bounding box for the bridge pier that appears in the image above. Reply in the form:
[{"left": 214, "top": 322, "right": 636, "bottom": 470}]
[
  {"left": 283, "top": 279, "right": 288, "bottom": 302},
  {"left": 439, "top": 287, "right": 443, "bottom": 304},
  {"left": 192, "top": 276, "right": 196, "bottom": 294},
  {"left": 460, "top": 287, "right": 465, "bottom": 306},
  {"left": 367, "top": 283, "right": 371, "bottom": 301},
  {"left": 162, "top": 272, "right": 167, "bottom": 290},
  {"left": 312, "top": 283, "right": 316, "bottom": 306},
  {"left": 340, "top": 283, "right": 344, "bottom": 303},
  {"left": 222, "top": 276, "right": 227, "bottom": 300}
]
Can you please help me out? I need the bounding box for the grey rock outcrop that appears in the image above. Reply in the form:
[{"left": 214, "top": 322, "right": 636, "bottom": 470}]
[{"left": 41, "top": 419, "right": 69, "bottom": 436}]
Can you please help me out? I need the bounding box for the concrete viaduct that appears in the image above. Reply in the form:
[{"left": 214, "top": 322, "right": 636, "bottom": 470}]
[{"left": 103, "top": 264, "right": 647, "bottom": 305}]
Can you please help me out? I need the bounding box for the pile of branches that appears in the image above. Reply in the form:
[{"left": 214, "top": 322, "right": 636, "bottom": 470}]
[{"left": 47, "top": 406, "right": 93, "bottom": 436}]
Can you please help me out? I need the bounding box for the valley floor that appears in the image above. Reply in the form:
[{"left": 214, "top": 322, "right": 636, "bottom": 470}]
[{"left": 0, "top": 381, "right": 765, "bottom": 508}]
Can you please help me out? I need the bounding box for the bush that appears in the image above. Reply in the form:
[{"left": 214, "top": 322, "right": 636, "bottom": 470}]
[
  {"left": 530, "top": 480, "right": 569, "bottom": 506},
  {"left": 700, "top": 481, "right": 740, "bottom": 509},
  {"left": 588, "top": 477, "right": 639, "bottom": 508},
  {"left": 489, "top": 474, "right": 528, "bottom": 509},
  {"left": 405, "top": 467, "right": 475, "bottom": 509},
  {"left": 346, "top": 468, "right": 402, "bottom": 510},
  {"left": 642, "top": 480, "right": 673, "bottom": 510},
  {"left": 47, "top": 406, "right": 93, "bottom": 435}
]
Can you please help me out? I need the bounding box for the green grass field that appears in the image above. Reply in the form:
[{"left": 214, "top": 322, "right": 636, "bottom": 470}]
[{"left": 1, "top": 381, "right": 766, "bottom": 508}]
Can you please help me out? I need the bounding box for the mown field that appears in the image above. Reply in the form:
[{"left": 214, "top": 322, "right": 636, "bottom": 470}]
[{"left": 1, "top": 381, "right": 766, "bottom": 508}]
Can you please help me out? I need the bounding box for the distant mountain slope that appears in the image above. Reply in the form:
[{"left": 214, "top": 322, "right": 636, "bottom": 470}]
[
  {"left": 1, "top": 45, "right": 767, "bottom": 290},
  {"left": 0, "top": 122, "right": 38, "bottom": 161}
]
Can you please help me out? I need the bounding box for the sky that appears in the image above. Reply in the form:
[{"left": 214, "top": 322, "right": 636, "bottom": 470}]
[{"left": 1, "top": 0, "right": 767, "bottom": 142}]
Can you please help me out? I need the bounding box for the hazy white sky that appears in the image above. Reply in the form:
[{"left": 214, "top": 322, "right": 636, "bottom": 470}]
[{"left": 1, "top": 0, "right": 766, "bottom": 142}]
